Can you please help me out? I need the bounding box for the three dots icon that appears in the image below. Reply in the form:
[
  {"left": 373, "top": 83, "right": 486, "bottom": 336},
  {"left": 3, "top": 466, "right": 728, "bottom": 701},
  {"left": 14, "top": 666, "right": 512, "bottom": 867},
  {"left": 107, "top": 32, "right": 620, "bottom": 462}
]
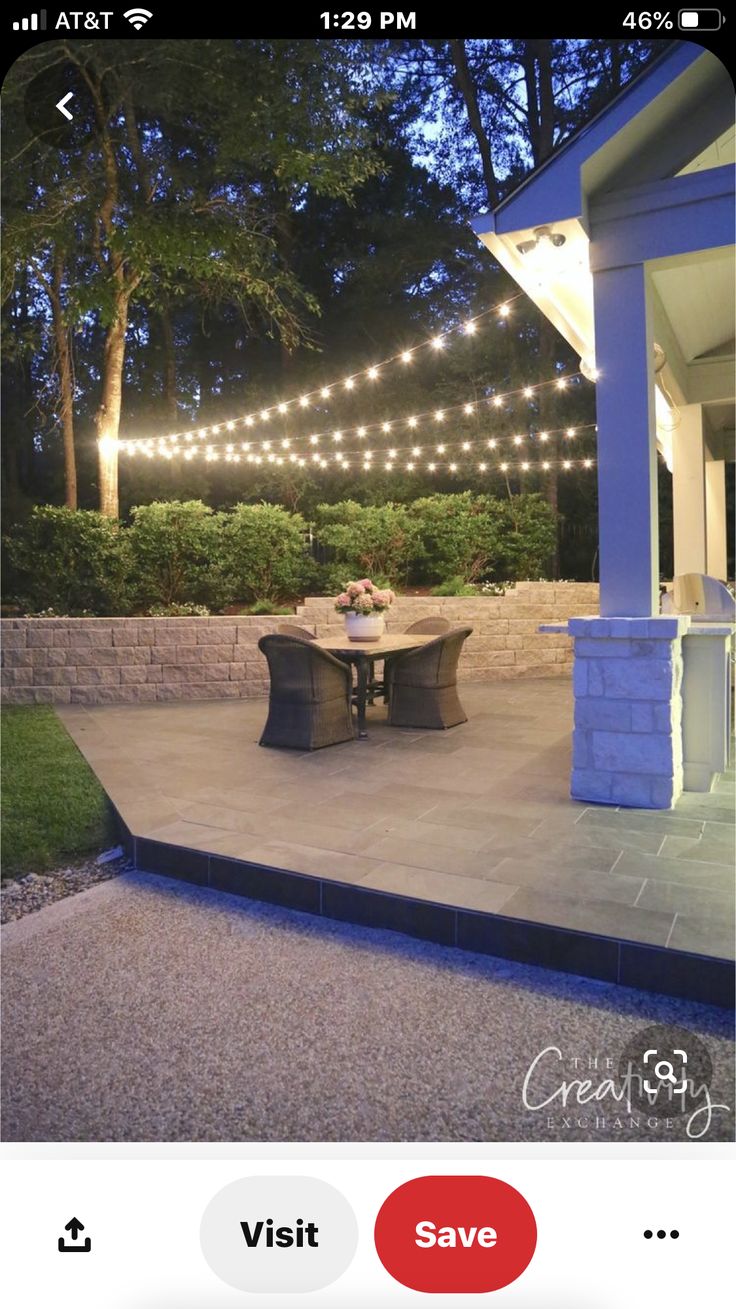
[{"left": 644, "top": 1230, "right": 679, "bottom": 1239}]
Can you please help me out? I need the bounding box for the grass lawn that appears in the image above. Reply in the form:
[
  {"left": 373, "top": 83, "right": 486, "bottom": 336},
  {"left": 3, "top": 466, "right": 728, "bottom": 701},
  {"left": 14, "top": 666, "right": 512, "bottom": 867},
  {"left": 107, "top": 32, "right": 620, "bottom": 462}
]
[{"left": 1, "top": 706, "right": 114, "bottom": 878}]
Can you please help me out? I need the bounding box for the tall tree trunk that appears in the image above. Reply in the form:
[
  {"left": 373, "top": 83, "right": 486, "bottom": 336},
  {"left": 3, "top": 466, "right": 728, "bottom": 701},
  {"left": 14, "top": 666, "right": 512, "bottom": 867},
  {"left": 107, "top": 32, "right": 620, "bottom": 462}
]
[
  {"left": 159, "top": 304, "right": 178, "bottom": 425},
  {"left": 450, "top": 39, "right": 500, "bottom": 208},
  {"left": 95, "top": 301, "right": 129, "bottom": 518},
  {"left": 50, "top": 248, "right": 77, "bottom": 509}
]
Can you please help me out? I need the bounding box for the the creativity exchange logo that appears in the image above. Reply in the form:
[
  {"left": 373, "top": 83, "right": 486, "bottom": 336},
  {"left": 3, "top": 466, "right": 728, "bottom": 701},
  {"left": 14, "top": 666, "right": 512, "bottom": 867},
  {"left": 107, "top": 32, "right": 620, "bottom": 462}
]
[{"left": 522, "top": 1024, "right": 730, "bottom": 1140}]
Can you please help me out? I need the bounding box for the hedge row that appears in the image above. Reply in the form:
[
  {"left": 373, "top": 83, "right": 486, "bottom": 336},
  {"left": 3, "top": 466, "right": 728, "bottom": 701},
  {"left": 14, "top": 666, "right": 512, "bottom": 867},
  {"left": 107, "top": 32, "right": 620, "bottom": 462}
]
[{"left": 3, "top": 494, "right": 556, "bottom": 616}]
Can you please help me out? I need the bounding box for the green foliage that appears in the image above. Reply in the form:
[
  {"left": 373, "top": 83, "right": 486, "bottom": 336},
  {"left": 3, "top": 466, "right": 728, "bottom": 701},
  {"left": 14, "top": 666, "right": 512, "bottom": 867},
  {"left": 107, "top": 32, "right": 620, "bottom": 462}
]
[
  {"left": 244, "top": 601, "right": 295, "bottom": 616},
  {"left": 495, "top": 494, "right": 557, "bottom": 580},
  {"left": 429, "top": 576, "right": 478, "bottom": 596},
  {"left": 313, "top": 501, "right": 421, "bottom": 586},
  {"left": 409, "top": 493, "right": 501, "bottom": 584},
  {"left": 148, "top": 602, "right": 211, "bottom": 617},
  {"left": 4, "top": 506, "right": 131, "bottom": 616},
  {"left": 1, "top": 707, "right": 114, "bottom": 877},
  {"left": 220, "top": 502, "right": 312, "bottom": 605},
  {"left": 127, "top": 500, "right": 225, "bottom": 609}
]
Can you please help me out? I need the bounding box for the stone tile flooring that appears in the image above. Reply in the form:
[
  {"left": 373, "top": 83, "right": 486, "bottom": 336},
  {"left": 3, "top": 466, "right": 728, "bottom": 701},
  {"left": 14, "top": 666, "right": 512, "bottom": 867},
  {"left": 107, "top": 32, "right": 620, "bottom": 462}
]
[{"left": 57, "top": 679, "right": 734, "bottom": 963}]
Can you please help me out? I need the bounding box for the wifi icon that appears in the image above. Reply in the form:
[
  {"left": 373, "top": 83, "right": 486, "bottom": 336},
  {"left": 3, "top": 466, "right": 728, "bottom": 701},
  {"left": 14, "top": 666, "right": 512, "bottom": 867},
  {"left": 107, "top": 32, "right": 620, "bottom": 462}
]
[{"left": 123, "top": 7, "right": 153, "bottom": 28}]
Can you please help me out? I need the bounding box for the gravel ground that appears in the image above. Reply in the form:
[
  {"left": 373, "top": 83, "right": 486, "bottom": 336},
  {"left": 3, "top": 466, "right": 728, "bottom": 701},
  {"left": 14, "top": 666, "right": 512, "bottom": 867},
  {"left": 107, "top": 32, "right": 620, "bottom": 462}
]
[
  {"left": 2, "top": 871, "right": 733, "bottom": 1143},
  {"left": 0, "top": 850, "right": 128, "bottom": 924}
]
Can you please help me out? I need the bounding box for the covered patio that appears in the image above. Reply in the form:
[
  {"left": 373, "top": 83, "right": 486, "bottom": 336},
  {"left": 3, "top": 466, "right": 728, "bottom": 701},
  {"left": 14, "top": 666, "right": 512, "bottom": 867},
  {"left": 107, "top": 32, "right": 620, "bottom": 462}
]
[{"left": 57, "top": 679, "right": 734, "bottom": 1006}]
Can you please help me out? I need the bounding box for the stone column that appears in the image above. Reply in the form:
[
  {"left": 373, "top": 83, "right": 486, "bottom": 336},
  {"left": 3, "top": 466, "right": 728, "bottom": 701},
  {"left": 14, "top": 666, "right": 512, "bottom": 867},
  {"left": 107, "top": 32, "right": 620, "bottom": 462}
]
[{"left": 570, "top": 615, "right": 690, "bottom": 809}]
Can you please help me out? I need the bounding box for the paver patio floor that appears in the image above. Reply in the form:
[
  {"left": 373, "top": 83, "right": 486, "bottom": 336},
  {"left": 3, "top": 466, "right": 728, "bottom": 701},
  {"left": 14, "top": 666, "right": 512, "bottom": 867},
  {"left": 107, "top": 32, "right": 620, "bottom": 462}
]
[{"left": 56, "top": 679, "right": 734, "bottom": 973}]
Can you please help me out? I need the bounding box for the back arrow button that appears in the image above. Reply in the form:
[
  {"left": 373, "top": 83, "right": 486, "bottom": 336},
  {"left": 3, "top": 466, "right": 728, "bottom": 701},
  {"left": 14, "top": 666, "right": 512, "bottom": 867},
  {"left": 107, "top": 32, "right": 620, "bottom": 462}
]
[{"left": 56, "top": 92, "right": 74, "bottom": 121}]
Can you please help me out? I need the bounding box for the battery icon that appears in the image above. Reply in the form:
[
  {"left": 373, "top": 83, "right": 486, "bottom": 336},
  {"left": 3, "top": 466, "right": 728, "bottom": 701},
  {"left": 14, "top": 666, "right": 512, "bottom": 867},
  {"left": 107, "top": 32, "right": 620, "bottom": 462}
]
[{"left": 678, "top": 8, "right": 722, "bottom": 27}]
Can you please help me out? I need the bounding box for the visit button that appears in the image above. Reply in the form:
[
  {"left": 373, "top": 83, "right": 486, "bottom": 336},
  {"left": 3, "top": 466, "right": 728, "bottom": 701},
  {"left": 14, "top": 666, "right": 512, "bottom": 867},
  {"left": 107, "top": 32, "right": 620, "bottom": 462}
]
[{"left": 374, "top": 1175, "right": 537, "bottom": 1293}]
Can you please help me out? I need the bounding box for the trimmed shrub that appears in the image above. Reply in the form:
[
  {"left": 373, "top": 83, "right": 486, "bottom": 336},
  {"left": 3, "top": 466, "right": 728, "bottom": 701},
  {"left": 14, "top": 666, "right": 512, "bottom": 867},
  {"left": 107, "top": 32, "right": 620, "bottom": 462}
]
[
  {"left": 429, "top": 576, "right": 478, "bottom": 596},
  {"left": 220, "top": 502, "right": 312, "bottom": 605},
  {"left": 495, "top": 494, "right": 557, "bottom": 580},
  {"left": 313, "top": 500, "right": 420, "bottom": 587},
  {"left": 4, "top": 506, "right": 131, "bottom": 615},
  {"left": 127, "top": 500, "right": 226, "bottom": 610},
  {"left": 409, "top": 493, "right": 500, "bottom": 584}
]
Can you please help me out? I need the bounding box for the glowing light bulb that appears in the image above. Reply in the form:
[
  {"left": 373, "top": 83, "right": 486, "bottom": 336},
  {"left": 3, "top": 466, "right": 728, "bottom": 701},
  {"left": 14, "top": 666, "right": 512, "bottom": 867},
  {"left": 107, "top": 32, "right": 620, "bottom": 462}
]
[
  {"left": 185, "top": 450, "right": 193, "bottom": 461},
  {"left": 584, "top": 458, "right": 593, "bottom": 468},
  {"left": 333, "top": 431, "right": 343, "bottom": 442},
  {"left": 401, "top": 350, "right": 413, "bottom": 364},
  {"left": 289, "top": 453, "right": 297, "bottom": 463},
  {"left": 226, "top": 443, "right": 233, "bottom": 453},
  {"left": 385, "top": 461, "right": 394, "bottom": 470},
  {"left": 226, "top": 421, "right": 235, "bottom": 431},
  {"left": 463, "top": 403, "right": 474, "bottom": 415},
  {"left": 521, "top": 461, "right": 530, "bottom": 471},
  {"left": 513, "top": 435, "right": 523, "bottom": 446},
  {"left": 260, "top": 409, "right": 270, "bottom": 421},
  {"left": 431, "top": 336, "right": 445, "bottom": 350},
  {"left": 344, "top": 377, "right": 355, "bottom": 390},
  {"left": 566, "top": 427, "right": 576, "bottom": 438},
  {"left": 464, "top": 320, "right": 477, "bottom": 334},
  {"left": 281, "top": 438, "right": 290, "bottom": 449},
  {"left": 428, "top": 462, "right": 436, "bottom": 471},
  {"left": 500, "top": 461, "right": 509, "bottom": 471},
  {"left": 320, "top": 387, "right": 331, "bottom": 399},
  {"left": 493, "top": 396, "right": 503, "bottom": 408},
  {"left": 462, "top": 441, "right": 471, "bottom": 451},
  {"left": 412, "top": 446, "right": 421, "bottom": 456},
  {"left": 478, "top": 462, "right": 487, "bottom": 472},
  {"left": 449, "top": 462, "right": 458, "bottom": 471},
  {"left": 262, "top": 440, "right": 271, "bottom": 451},
  {"left": 211, "top": 425, "right": 220, "bottom": 435},
  {"left": 277, "top": 403, "right": 288, "bottom": 415},
  {"left": 185, "top": 432, "right": 193, "bottom": 442},
  {"left": 241, "top": 442, "right": 250, "bottom": 451},
  {"left": 245, "top": 416, "right": 254, "bottom": 427},
  {"left": 436, "top": 443, "right": 446, "bottom": 454},
  {"left": 542, "top": 460, "right": 551, "bottom": 470},
  {"left": 563, "top": 460, "right": 572, "bottom": 469},
  {"left": 382, "top": 422, "right": 391, "bottom": 433},
  {"left": 556, "top": 378, "right": 567, "bottom": 390},
  {"left": 523, "top": 387, "right": 533, "bottom": 399},
  {"left": 309, "top": 435, "right": 319, "bottom": 445},
  {"left": 312, "top": 453, "right": 320, "bottom": 463},
  {"left": 498, "top": 303, "right": 510, "bottom": 318},
  {"left": 198, "top": 428, "right": 207, "bottom": 438},
  {"left": 407, "top": 462, "right": 415, "bottom": 471},
  {"left": 488, "top": 439, "right": 497, "bottom": 449},
  {"left": 408, "top": 416, "right": 418, "bottom": 428},
  {"left": 388, "top": 447, "right": 397, "bottom": 458},
  {"left": 367, "top": 366, "right": 379, "bottom": 380},
  {"left": 539, "top": 431, "right": 549, "bottom": 442},
  {"left": 299, "top": 395, "right": 309, "bottom": 408},
  {"left": 434, "top": 410, "right": 445, "bottom": 422}
]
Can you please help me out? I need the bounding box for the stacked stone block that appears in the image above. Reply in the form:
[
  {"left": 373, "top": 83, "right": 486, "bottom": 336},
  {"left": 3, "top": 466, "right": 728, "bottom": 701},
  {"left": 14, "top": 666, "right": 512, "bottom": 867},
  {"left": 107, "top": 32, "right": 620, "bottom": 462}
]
[
  {"left": 1, "top": 583, "right": 599, "bottom": 706},
  {"left": 570, "top": 615, "right": 689, "bottom": 809}
]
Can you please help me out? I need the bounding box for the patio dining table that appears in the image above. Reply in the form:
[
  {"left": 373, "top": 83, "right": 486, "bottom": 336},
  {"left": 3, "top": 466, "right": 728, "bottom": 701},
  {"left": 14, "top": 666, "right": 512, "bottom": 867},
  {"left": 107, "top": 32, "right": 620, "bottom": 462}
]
[{"left": 314, "top": 633, "right": 433, "bottom": 738}]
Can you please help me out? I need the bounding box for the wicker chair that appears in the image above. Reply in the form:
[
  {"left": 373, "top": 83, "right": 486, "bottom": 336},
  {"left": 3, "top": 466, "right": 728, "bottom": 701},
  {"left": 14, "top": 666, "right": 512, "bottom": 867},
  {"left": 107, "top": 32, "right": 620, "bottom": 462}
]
[
  {"left": 387, "top": 626, "right": 472, "bottom": 729},
  {"left": 375, "top": 615, "right": 452, "bottom": 703},
  {"left": 404, "top": 617, "right": 452, "bottom": 636},
  {"left": 277, "top": 623, "right": 316, "bottom": 640},
  {"left": 258, "top": 634, "right": 354, "bottom": 750}
]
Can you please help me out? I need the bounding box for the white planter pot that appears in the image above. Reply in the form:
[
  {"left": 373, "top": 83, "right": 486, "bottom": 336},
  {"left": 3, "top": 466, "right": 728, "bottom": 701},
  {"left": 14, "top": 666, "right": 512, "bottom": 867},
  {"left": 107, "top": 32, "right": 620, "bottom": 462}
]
[{"left": 344, "top": 612, "right": 385, "bottom": 643}]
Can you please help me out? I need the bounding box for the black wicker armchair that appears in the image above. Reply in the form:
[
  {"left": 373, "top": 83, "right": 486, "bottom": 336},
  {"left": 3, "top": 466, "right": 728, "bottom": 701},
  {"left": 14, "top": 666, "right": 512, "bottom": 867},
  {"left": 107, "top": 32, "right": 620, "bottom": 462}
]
[
  {"left": 258, "top": 634, "right": 354, "bottom": 750},
  {"left": 277, "top": 623, "right": 316, "bottom": 639},
  {"left": 375, "top": 615, "right": 453, "bottom": 703},
  {"left": 387, "top": 626, "right": 472, "bottom": 729}
]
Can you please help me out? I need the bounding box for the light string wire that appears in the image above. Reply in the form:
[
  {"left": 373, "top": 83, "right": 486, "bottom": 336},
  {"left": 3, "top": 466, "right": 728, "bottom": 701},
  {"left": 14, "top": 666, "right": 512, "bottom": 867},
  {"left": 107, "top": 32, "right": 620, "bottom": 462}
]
[
  {"left": 123, "top": 372, "right": 592, "bottom": 457},
  {"left": 119, "top": 292, "right": 529, "bottom": 447},
  {"left": 124, "top": 420, "right": 597, "bottom": 466}
]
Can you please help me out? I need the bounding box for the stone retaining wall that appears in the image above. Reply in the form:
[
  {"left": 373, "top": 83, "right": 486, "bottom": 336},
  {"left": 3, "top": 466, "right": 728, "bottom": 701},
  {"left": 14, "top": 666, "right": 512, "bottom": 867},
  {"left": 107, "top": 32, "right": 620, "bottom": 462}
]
[{"left": 1, "top": 582, "right": 599, "bottom": 706}]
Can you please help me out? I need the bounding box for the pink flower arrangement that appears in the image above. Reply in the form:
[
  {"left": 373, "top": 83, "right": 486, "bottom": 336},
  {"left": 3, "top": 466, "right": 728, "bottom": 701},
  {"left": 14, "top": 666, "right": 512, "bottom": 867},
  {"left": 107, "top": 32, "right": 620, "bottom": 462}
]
[{"left": 334, "top": 579, "right": 396, "bottom": 614}]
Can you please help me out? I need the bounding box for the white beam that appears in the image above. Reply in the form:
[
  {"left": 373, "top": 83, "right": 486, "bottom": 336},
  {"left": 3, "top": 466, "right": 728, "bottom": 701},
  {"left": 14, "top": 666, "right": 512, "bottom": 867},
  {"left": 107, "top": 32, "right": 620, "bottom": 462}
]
[
  {"left": 589, "top": 168, "right": 734, "bottom": 272},
  {"left": 705, "top": 459, "right": 728, "bottom": 580},
  {"left": 672, "top": 405, "right": 707, "bottom": 577},
  {"left": 592, "top": 262, "right": 658, "bottom": 617}
]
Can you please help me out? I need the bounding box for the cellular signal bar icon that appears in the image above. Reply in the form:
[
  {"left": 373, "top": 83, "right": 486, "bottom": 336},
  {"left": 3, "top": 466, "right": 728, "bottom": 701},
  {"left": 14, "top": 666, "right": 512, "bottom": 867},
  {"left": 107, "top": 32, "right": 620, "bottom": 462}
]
[{"left": 12, "top": 9, "right": 47, "bottom": 29}]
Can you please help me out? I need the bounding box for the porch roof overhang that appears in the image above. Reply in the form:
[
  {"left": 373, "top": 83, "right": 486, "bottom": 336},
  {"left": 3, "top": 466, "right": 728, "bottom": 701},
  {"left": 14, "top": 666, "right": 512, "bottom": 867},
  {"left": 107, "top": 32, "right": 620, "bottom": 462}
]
[{"left": 472, "top": 42, "right": 735, "bottom": 468}]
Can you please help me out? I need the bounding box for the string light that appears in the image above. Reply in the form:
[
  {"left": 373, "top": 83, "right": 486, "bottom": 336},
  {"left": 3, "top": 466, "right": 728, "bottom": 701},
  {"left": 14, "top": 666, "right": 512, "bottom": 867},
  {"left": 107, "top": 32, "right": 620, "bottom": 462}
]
[
  {"left": 401, "top": 350, "right": 413, "bottom": 364},
  {"left": 431, "top": 336, "right": 445, "bottom": 350},
  {"left": 125, "top": 368, "right": 587, "bottom": 455}
]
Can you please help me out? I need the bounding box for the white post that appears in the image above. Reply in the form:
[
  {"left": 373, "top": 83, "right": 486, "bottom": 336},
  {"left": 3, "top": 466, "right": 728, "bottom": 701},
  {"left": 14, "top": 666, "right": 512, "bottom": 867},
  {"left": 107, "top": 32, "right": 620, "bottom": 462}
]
[
  {"left": 672, "top": 404, "right": 707, "bottom": 577},
  {"left": 592, "top": 263, "right": 659, "bottom": 617},
  {"left": 705, "top": 458, "right": 728, "bottom": 581}
]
